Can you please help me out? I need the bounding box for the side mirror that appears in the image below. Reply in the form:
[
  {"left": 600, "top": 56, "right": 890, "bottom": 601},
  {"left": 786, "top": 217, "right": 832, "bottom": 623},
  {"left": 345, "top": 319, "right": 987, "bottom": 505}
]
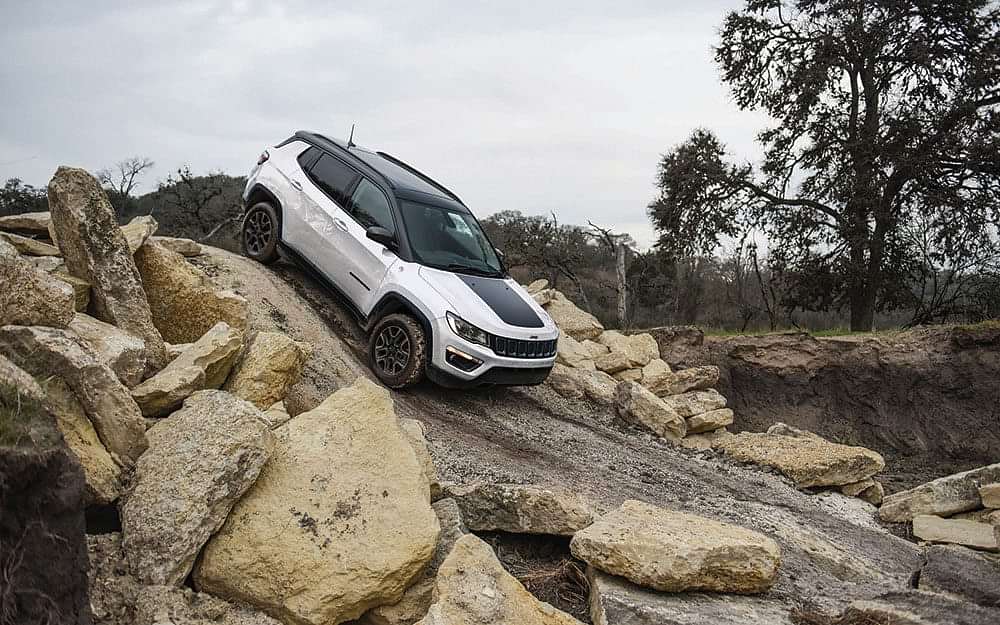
[{"left": 366, "top": 226, "right": 397, "bottom": 250}]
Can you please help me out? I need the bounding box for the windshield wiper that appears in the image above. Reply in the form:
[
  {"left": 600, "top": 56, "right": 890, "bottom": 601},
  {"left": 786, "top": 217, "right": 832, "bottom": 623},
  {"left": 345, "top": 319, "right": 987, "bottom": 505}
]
[{"left": 445, "top": 263, "right": 501, "bottom": 278}]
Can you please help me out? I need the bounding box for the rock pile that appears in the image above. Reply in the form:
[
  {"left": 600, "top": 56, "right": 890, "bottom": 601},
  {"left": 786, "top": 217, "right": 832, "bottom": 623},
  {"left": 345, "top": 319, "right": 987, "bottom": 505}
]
[
  {"left": 531, "top": 280, "right": 886, "bottom": 505},
  {"left": 880, "top": 463, "right": 1000, "bottom": 551},
  {"left": 529, "top": 280, "right": 732, "bottom": 446}
]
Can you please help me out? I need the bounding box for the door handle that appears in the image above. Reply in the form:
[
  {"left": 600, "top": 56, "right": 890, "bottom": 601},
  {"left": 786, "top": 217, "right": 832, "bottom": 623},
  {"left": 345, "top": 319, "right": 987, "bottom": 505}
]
[
  {"left": 290, "top": 179, "right": 302, "bottom": 191},
  {"left": 333, "top": 218, "right": 349, "bottom": 232}
]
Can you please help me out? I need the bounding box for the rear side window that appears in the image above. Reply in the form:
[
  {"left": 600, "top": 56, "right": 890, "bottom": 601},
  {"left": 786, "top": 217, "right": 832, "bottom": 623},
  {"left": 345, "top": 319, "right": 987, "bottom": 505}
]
[
  {"left": 307, "top": 154, "right": 358, "bottom": 208},
  {"left": 349, "top": 178, "right": 395, "bottom": 234},
  {"left": 297, "top": 146, "right": 320, "bottom": 170}
]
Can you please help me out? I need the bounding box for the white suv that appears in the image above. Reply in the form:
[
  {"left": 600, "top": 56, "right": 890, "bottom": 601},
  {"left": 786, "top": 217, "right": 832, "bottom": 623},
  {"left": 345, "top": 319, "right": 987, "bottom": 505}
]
[{"left": 241, "top": 131, "right": 559, "bottom": 389}]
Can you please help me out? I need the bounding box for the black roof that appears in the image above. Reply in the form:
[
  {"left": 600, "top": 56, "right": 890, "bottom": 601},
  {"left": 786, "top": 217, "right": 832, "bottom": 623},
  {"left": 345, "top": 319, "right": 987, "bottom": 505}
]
[{"left": 294, "top": 131, "right": 468, "bottom": 212}]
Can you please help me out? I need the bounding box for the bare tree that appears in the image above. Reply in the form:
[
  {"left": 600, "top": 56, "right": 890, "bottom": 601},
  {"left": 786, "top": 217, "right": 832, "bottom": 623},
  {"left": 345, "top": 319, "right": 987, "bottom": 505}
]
[
  {"left": 97, "top": 156, "right": 154, "bottom": 217},
  {"left": 589, "top": 221, "right": 631, "bottom": 329}
]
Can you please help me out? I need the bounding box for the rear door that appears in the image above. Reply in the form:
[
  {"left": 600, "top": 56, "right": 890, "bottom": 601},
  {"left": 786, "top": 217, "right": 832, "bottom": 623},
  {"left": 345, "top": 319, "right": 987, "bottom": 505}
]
[
  {"left": 288, "top": 152, "right": 360, "bottom": 296},
  {"left": 339, "top": 177, "right": 399, "bottom": 312}
]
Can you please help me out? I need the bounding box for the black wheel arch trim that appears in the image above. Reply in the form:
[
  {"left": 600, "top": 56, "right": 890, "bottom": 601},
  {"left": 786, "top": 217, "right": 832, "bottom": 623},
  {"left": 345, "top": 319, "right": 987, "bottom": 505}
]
[
  {"left": 244, "top": 184, "right": 284, "bottom": 225},
  {"left": 366, "top": 292, "right": 433, "bottom": 342}
]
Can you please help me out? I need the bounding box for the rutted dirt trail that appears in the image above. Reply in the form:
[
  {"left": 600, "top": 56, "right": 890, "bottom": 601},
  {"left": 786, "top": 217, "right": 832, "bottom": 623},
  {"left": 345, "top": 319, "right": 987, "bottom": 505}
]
[{"left": 197, "top": 247, "right": 924, "bottom": 621}]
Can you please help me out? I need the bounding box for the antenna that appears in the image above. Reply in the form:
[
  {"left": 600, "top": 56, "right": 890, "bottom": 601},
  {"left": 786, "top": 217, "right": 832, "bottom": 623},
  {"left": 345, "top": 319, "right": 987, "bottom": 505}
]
[{"left": 347, "top": 123, "right": 356, "bottom": 148}]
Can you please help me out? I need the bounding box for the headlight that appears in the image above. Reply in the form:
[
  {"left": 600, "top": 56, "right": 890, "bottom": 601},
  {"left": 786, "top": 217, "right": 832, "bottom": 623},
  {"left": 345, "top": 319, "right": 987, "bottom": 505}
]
[{"left": 446, "top": 312, "right": 489, "bottom": 346}]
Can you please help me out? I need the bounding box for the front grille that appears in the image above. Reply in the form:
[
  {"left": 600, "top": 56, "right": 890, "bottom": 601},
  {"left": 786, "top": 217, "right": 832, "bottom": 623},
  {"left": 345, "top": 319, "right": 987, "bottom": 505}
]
[{"left": 486, "top": 334, "right": 557, "bottom": 359}]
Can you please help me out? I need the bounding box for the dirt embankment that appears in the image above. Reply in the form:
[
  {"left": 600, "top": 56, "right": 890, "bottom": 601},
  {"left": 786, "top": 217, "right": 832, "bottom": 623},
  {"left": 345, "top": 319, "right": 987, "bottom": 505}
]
[{"left": 650, "top": 325, "right": 1000, "bottom": 489}]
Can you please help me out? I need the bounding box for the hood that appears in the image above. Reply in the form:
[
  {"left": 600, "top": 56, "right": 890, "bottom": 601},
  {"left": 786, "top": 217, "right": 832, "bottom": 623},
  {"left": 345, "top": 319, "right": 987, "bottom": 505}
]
[{"left": 419, "top": 267, "right": 548, "bottom": 330}]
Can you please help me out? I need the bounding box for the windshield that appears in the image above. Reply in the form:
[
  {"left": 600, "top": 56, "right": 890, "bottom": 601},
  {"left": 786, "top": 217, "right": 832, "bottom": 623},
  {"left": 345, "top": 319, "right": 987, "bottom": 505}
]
[{"left": 399, "top": 201, "right": 504, "bottom": 276}]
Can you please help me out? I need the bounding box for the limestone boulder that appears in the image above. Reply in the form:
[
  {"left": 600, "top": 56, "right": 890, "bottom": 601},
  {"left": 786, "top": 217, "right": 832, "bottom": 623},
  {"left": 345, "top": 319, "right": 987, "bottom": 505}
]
[
  {"left": 648, "top": 365, "right": 720, "bottom": 397},
  {"left": 615, "top": 381, "right": 686, "bottom": 442},
  {"left": 401, "top": 418, "right": 442, "bottom": 501},
  {"left": 680, "top": 428, "right": 734, "bottom": 451},
  {"left": 445, "top": 483, "right": 596, "bottom": 535},
  {"left": 0, "top": 210, "right": 51, "bottom": 234},
  {"left": 415, "top": 534, "right": 584, "bottom": 625},
  {"left": 840, "top": 478, "right": 876, "bottom": 497},
  {"left": 0, "top": 324, "right": 147, "bottom": 465},
  {"left": 879, "top": 463, "right": 1000, "bottom": 522},
  {"left": 555, "top": 333, "right": 596, "bottom": 370},
  {"left": 587, "top": 567, "right": 793, "bottom": 625},
  {"left": 715, "top": 430, "right": 885, "bottom": 489},
  {"left": 131, "top": 322, "right": 244, "bottom": 417},
  {"left": 223, "top": 331, "right": 311, "bottom": 409},
  {"left": 912, "top": 515, "right": 999, "bottom": 551},
  {"left": 686, "top": 408, "right": 734, "bottom": 434},
  {"left": 194, "top": 378, "right": 440, "bottom": 625},
  {"left": 542, "top": 291, "right": 603, "bottom": 341},
  {"left": 524, "top": 279, "right": 549, "bottom": 294},
  {"left": 858, "top": 481, "right": 885, "bottom": 506},
  {"left": 594, "top": 350, "right": 630, "bottom": 374},
  {"left": 120, "top": 215, "right": 158, "bottom": 253},
  {"left": 0, "top": 238, "right": 75, "bottom": 328},
  {"left": 660, "top": 389, "right": 727, "bottom": 418},
  {"left": 0, "top": 231, "right": 61, "bottom": 256},
  {"left": 546, "top": 363, "right": 617, "bottom": 404},
  {"left": 580, "top": 339, "right": 610, "bottom": 360},
  {"left": 151, "top": 235, "right": 203, "bottom": 256},
  {"left": 134, "top": 238, "right": 249, "bottom": 344},
  {"left": 638, "top": 359, "right": 672, "bottom": 394},
  {"left": 919, "top": 544, "right": 1000, "bottom": 607},
  {"left": 121, "top": 390, "right": 274, "bottom": 586},
  {"left": 532, "top": 288, "right": 555, "bottom": 307},
  {"left": 165, "top": 342, "right": 191, "bottom": 362},
  {"left": 596, "top": 331, "right": 659, "bottom": 367},
  {"left": 68, "top": 313, "right": 147, "bottom": 387},
  {"left": 47, "top": 166, "right": 167, "bottom": 371},
  {"left": 980, "top": 483, "right": 1000, "bottom": 509},
  {"left": 361, "top": 498, "right": 468, "bottom": 625},
  {"left": 570, "top": 500, "right": 780, "bottom": 594},
  {"left": 45, "top": 378, "right": 121, "bottom": 505}
]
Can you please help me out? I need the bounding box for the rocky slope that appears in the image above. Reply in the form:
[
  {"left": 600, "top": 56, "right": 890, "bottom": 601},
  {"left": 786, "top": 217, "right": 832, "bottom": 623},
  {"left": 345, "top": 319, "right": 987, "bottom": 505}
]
[{"left": 2, "top": 170, "right": 999, "bottom": 625}]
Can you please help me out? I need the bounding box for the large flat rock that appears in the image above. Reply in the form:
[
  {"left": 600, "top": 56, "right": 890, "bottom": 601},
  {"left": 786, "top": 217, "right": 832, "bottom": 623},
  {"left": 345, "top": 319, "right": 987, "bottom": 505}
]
[
  {"left": 587, "top": 567, "right": 792, "bottom": 625},
  {"left": 194, "top": 378, "right": 440, "bottom": 625},
  {"left": 880, "top": 463, "right": 1000, "bottom": 522},
  {"left": 570, "top": 500, "right": 780, "bottom": 594},
  {"left": 445, "top": 482, "right": 596, "bottom": 536},
  {"left": 121, "top": 390, "right": 273, "bottom": 586},
  {"left": 918, "top": 544, "right": 1000, "bottom": 607}
]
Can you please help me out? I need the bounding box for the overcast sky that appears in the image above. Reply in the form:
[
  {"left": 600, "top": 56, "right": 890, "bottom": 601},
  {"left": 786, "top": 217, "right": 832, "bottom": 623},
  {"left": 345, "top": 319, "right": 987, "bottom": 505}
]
[{"left": 1, "top": 0, "right": 767, "bottom": 248}]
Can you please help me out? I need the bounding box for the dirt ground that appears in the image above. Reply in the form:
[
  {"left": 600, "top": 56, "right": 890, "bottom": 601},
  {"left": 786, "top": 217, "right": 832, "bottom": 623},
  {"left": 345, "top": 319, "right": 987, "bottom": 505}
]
[{"left": 194, "top": 248, "right": 941, "bottom": 622}]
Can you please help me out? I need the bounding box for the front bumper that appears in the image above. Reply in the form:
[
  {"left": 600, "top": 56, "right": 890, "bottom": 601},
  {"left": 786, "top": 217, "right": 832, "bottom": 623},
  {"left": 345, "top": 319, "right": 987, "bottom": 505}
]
[{"left": 429, "top": 316, "right": 557, "bottom": 386}]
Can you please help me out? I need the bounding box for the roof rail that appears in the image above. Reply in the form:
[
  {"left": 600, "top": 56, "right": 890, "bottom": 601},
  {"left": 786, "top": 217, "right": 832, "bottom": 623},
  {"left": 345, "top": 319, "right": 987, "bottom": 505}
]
[{"left": 375, "top": 151, "right": 463, "bottom": 205}]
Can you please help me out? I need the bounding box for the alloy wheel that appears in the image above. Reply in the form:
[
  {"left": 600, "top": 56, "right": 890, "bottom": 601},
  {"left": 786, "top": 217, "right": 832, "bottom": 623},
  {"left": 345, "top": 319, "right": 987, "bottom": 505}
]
[
  {"left": 244, "top": 209, "right": 273, "bottom": 256},
  {"left": 374, "top": 324, "right": 411, "bottom": 376}
]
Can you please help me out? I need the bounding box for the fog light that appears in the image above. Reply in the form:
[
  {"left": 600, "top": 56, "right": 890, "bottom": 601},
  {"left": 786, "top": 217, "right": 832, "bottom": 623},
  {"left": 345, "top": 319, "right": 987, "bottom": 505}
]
[{"left": 446, "top": 346, "right": 483, "bottom": 372}]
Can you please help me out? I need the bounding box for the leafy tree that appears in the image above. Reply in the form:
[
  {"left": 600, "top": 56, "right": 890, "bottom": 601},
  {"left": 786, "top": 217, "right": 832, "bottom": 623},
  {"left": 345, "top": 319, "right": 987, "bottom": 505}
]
[
  {"left": 0, "top": 178, "right": 48, "bottom": 217},
  {"left": 649, "top": 0, "right": 1000, "bottom": 330}
]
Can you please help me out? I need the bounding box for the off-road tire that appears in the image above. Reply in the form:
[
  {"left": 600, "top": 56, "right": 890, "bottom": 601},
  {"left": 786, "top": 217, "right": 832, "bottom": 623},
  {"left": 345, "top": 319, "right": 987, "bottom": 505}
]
[
  {"left": 241, "top": 201, "right": 281, "bottom": 264},
  {"left": 369, "top": 313, "right": 427, "bottom": 389}
]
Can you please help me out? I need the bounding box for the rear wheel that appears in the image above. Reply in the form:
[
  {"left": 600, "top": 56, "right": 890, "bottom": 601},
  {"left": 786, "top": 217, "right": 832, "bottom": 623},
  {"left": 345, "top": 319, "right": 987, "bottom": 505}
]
[
  {"left": 369, "top": 314, "right": 426, "bottom": 389},
  {"left": 241, "top": 201, "right": 280, "bottom": 264}
]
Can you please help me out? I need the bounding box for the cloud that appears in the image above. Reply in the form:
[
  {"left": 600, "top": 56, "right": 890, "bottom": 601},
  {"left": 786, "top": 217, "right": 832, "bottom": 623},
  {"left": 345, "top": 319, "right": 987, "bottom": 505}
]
[{"left": 0, "top": 0, "right": 766, "bottom": 248}]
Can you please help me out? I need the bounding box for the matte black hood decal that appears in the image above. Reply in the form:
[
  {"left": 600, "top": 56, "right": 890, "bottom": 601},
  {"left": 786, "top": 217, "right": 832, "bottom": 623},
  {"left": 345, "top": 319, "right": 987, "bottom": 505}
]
[{"left": 457, "top": 275, "right": 544, "bottom": 328}]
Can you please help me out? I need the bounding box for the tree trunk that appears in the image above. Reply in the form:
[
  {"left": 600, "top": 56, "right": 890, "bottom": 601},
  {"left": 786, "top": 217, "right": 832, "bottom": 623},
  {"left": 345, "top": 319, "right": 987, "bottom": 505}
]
[{"left": 615, "top": 241, "right": 627, "bottom": 329}]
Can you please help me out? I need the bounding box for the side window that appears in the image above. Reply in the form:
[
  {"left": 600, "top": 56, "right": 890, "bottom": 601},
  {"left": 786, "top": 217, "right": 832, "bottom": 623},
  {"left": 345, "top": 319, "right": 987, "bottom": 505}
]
[
  {"left": 349, "top": 178, "right": 395, "bottom": 234},
  {"left": 296, "top": 146, "right": 320, "bottom": 170},
  {"left": 307, "top": 154, "right": 358, "bottom": 208}
]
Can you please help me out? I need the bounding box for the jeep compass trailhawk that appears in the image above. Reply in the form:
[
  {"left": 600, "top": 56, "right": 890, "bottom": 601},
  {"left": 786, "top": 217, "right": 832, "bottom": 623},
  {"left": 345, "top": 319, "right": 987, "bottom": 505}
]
[{"left": 241, "top": 131, "right": 559, "bottom": 389}]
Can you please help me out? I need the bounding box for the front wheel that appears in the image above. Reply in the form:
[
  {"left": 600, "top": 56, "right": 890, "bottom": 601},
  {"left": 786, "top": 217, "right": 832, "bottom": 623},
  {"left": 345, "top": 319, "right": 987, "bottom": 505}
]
[{"left": 369, "top": 314, "right": 426, "bottom": 389}]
